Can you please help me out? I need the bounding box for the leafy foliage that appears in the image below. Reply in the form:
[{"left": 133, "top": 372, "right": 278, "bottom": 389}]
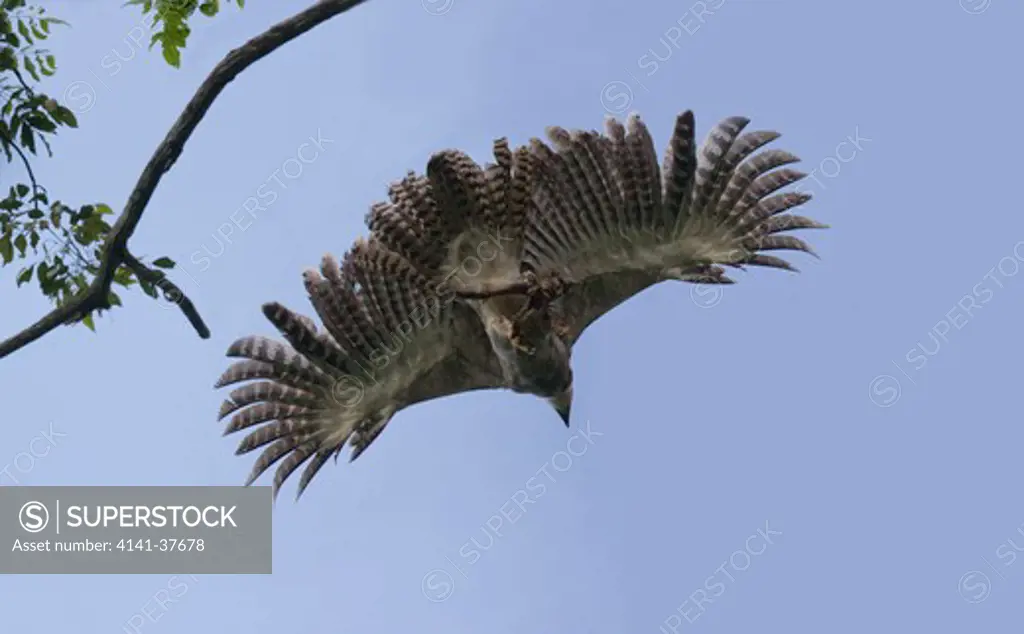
[
  {"left": 125, "top": 0, "right": 245, "bottom": 68},
  {"left": 0, "top": 0, "right": 240, "bottom": 331}
]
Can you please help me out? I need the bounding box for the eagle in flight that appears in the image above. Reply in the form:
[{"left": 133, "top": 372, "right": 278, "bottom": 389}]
[{"left": 215, "top": 109, "right": 826, "bottom": 499}]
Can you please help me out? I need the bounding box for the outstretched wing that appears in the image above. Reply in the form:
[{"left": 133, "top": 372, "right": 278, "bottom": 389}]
[
  {"left": 525, "top": 110, "right": 827, "bottom": 343},
  {"left": 215, "top": 238, "right": 505, "bottom": 500},
  {"left": 364, "top": 139, "right": 535, "bottom": 294}
]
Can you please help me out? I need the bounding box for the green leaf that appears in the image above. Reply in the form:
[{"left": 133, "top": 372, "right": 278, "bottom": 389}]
[
  {"left": 37, "top": 133, "right": 53, "bottom": 158},
  {"left": 82, "top": 312, "right": 95, "bottom": 332},
  {"left": 28, "top": 112, "right": 56, "bottom": 133},
  {"left": 13, "top": 232, "right": 27, "bottom": 256},
  {"left": 52, "top": 105, "right": 77, "bottom": 128},
  {"left": 113, "top": 265, "right": 137, "bottom": 287},
  {"left": 39, "top": 60, "right": 55, "bottom": 76},
  {"left": 152, "top": 256, "right": 175, "bottom": 269},
  {"left": 22, "top": 55, "right": 39, "bottom": 81},
  {"left": 41, "top": 17, "right": 69, "bottom": 28},
  {"left": 15, "top": 183, "right": 29, "bottom": 197},
  {"left": 0, "top": 234, "right": 12, "bottom": 263},
  {"left": 17, "top": 19, "right": 31, "bottom": 44},
  {"left": 19, "top": 123, "right": 35, "bottom": 153},
  {"left": 161, "top": 44, "right": 181, "bottom": 68},
  {"left": 16, "top": 264, "right": 33, "bottom": 286}
]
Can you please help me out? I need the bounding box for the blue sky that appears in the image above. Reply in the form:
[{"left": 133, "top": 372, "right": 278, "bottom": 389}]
[{"left": 3, "top": 0, "right": 1023, "bottom": 631}]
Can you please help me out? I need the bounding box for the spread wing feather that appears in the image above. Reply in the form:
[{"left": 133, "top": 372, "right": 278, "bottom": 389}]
[
  {"left": 216, "top": 238, "right": 504, "bottom": 500},
  {"left": 525, "top": 110, "right": 827, "bottom": 343},
  {"left": 366, "top": 140, "right": 536, "bottom": 294}
]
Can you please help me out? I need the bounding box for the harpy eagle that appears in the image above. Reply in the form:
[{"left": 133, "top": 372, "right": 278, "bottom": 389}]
[{"left": 215, "top": 109, "right": 827, "bottom": 499}]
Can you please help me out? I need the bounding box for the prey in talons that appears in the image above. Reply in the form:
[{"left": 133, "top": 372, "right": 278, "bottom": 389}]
[{"left": 456, "top": 271, "right": 571, "bottom": 356}]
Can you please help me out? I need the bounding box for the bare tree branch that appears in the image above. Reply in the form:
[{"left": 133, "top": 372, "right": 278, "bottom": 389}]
[
  {"left": 0, "top": 0, "right": 371, "bottom": 360},
  {"left": 122, "top": 250, "right": 210, "bottom": 339}
]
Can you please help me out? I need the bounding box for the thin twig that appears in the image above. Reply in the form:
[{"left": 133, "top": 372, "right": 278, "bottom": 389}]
[
  {"left": 6, "top": 131, "right": 39, "bottom": 193},
  {"left": 9, "top": 66, "right": 33, "bottom": 94},
  {"left": 3, "top": 125, "right": 91, "bottom": 267},
  {"left": 122, "top": 250, "right": 210, "bottom": 338},
  {"left": 0, "top": 0, "right": 371, "bottom": 360}
]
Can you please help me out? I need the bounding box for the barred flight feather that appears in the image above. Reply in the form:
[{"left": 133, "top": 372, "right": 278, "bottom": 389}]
[
  {"left": 216, "top": 238, "right": 503, "bottom": 500},
  {"left": 366, "top": 141, "right": 537, "bottom": 294},
  {"left": 538, "top": 110, "right": 828, "bottom": 343},
  {"left": 521, "top": 110, "right": 827, "bottom": 285}
]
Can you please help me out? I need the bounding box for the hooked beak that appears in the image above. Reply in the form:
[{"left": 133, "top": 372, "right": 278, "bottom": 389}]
[{"left": 548, "top": 386, "right": 573, "bottom": 427}]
